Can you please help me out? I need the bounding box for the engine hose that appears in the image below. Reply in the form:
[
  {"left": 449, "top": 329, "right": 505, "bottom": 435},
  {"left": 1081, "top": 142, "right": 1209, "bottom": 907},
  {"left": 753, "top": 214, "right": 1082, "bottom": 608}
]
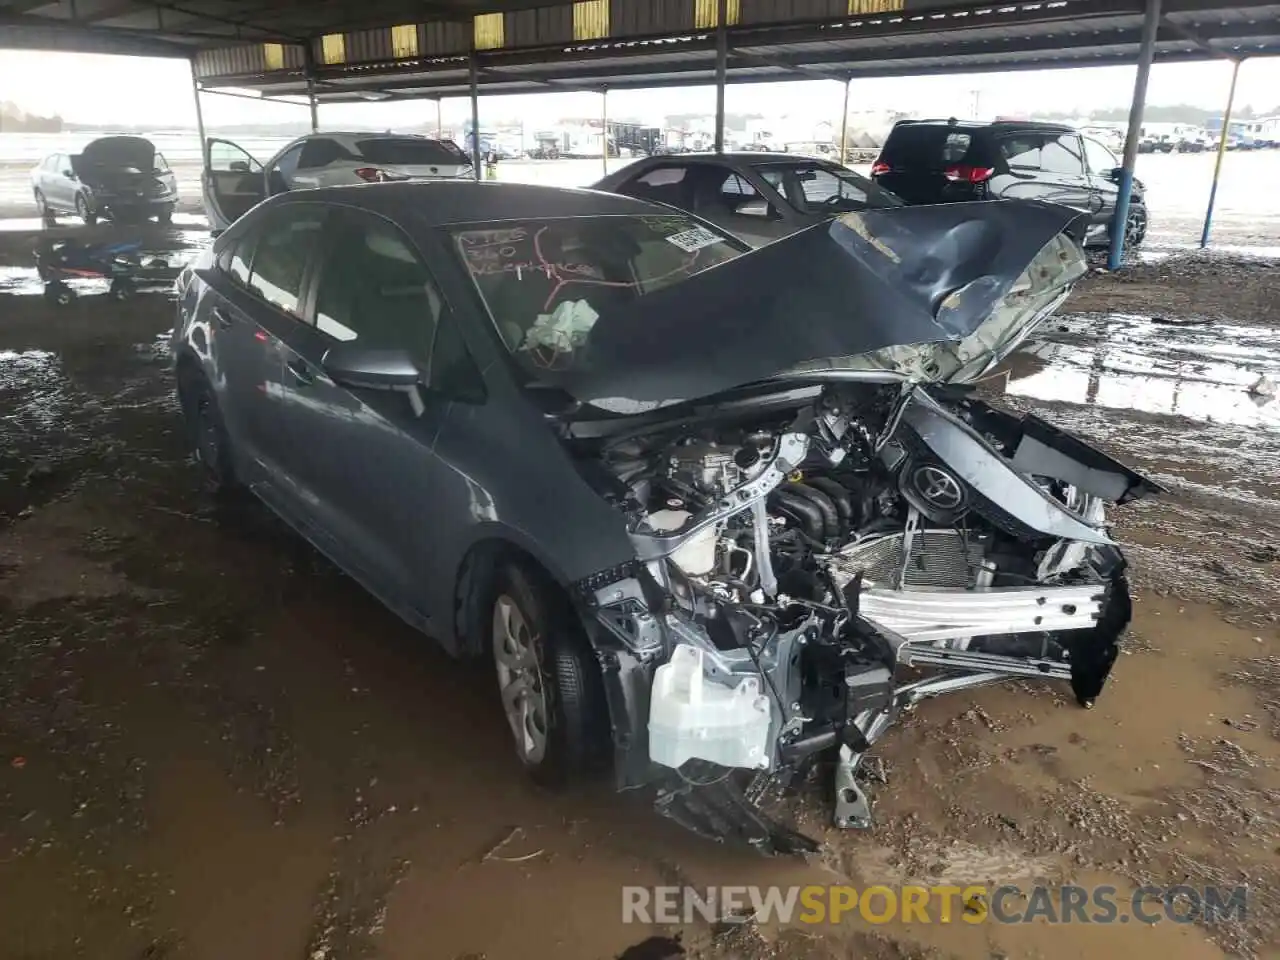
[
  {"left": 784, "top": 483, "right": 839, "bottom": 543},
  {"left": 805, "top": 478, "right": 854, "bottom": 537},
  {"left": 769, "top": 489, "right": 825, "bottom": 544}
]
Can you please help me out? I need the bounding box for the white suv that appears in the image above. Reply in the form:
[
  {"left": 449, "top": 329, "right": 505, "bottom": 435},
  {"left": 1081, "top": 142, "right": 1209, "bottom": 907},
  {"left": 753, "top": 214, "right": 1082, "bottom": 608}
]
[{"left": 202, "top": 132, "right": 474, "bottom": 229}]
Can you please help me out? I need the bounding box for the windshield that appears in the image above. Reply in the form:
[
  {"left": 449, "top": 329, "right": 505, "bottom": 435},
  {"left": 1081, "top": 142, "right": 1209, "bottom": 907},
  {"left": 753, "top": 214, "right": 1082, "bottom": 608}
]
[
  {"left": 357, "top": 138, "right": 469, "bottom": 166},
  {"left": 454, "top": 214, "right": 744, "bottom": 376},
  {"left": 758, "top": 163, "right": 903, "bottom": 214}
]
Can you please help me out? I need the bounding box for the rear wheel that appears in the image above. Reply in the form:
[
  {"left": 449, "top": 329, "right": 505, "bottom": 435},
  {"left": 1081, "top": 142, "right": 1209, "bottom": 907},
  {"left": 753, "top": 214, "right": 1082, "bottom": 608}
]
[
  {"left": 488, "top": 563, "right": 608, "bottom": 786},
  {"left": 75, "top": 194, "right": 97, "bottom": 226},
  {"left": 179, "top": 370, "right": 238, "bottom": 496}
]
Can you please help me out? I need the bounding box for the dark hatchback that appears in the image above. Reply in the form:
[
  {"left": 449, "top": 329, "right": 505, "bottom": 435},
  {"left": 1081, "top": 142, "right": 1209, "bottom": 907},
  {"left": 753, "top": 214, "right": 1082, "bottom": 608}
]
[{"left": 870, "top": 119, "right": 1147, "bottom": 248}]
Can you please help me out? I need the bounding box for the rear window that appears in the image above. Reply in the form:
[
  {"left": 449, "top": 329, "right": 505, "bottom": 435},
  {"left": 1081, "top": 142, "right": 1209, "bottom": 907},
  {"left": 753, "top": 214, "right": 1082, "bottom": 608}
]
[
  {"left": 879, "top": 125, "right": 975, "bottom": 168},
  {"left": 356, "top": 138, "right": 469, "bottom": 166}
]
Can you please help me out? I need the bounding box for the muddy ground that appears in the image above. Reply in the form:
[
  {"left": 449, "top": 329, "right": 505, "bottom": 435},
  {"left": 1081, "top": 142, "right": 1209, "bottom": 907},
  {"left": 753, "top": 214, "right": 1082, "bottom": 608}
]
[{"left": 2, "top": 222, "right": 1280, "bottom": 960}]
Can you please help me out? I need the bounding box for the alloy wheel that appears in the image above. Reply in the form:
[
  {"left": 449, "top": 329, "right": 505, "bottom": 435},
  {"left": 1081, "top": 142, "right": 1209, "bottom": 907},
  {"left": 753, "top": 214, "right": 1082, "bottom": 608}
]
[
  {"left": 1125, "top": 207, "right": 1147, "bottom": 247},
  {"left": 492, "top": 594, "right": 549, "bottom": 766}
]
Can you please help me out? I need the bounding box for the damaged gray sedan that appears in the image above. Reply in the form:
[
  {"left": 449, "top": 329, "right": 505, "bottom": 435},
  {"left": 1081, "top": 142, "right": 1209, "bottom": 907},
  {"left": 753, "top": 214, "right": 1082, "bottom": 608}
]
[{"left": 172, "top": 183, "right": 1159, "bottom": 854}]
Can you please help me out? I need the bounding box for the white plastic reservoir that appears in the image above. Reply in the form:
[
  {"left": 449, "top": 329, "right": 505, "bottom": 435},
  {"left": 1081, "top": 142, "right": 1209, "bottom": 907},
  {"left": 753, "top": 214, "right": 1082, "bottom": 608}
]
[{"left": 648, "top": 644, "right": 773, "bottom": 770}]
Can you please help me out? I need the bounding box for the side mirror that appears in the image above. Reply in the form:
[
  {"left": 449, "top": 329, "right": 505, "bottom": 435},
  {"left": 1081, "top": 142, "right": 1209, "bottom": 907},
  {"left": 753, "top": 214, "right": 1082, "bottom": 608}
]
[
  {"left": 323, "top": 344, "right": 422, "bottom": 391},
  {"left": 736, "top": 199, "right": 771, "bottom": 218},
  {"left": 229, "top": 160, "right": 250, "bottom": 173},
  {"left": 1108, "top": 166, "right": 1124, "bottom": 183},
  {"left": 62, "top": 170, "right": 75, "bottom": 179}
]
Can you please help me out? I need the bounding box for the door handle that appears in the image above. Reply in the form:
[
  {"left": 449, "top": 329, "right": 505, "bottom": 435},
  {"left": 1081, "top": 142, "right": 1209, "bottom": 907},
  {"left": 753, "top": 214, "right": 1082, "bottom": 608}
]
[
  {"left": 210, "top": 306, "right": 233, "bottom": 329},
  {"left": 286, "top": 359, "right": 315, "bottom": 386}
]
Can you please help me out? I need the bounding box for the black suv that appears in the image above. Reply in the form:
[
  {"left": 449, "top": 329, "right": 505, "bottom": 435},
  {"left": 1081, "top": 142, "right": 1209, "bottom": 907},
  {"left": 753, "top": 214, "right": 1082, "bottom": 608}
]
[{"left": 871, "top": 120, "right": 1147, "bottom": 249}]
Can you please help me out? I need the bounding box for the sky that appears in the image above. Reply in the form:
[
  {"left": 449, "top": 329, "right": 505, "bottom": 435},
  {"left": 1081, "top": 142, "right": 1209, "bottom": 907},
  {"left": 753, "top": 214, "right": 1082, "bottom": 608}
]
[{"left": 2, "top": 49, "right": 1280, "bottom": 131}]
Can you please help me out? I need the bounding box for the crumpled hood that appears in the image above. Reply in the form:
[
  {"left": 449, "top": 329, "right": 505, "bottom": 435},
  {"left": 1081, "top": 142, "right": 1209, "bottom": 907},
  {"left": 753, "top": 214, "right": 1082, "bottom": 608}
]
[
  {"left": 554, "top": 200, "right": 1088, "bottom": 406},
  {"left": 78, "top": 136, "right": 157, "bottom": 172}
]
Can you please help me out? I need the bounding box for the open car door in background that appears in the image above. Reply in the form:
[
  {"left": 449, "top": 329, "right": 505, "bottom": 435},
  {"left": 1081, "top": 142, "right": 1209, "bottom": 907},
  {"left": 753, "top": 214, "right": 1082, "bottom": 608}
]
[{"left": 203, "top": 138, "right": 266, "bottom": 231}]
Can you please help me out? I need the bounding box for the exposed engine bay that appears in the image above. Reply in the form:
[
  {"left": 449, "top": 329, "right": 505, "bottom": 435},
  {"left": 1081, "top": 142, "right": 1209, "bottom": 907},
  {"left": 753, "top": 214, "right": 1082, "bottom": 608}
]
[{"left": 575, "top": 380, "right": 1158, "bottom": 853}]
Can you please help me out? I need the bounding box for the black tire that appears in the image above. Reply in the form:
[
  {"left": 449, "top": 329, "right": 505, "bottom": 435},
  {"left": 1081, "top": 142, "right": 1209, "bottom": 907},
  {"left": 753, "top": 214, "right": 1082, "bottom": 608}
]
[
  {"left": 110, "top": 280, "right": 134, "bottom": 301},
  {"left": 76, "top": 193, "right": 97, "bottom": 226},
  {"left": 44, "top": 283, "right": 75, "bottom": 305},
  {"left": 179, "top": 370, "right": 238, "bottom": 496},
  {"left": 488, "top": 562, "right": 608, "bottom": 787},
  {"left": 34, "top": 189, "right": 55, "bottom": 224},
  {"left": 1124, "top": 205, "right": 1148, "bottom": 248},
  {"left": 156, "top": 205, "right": 174, "bottom": 225}
]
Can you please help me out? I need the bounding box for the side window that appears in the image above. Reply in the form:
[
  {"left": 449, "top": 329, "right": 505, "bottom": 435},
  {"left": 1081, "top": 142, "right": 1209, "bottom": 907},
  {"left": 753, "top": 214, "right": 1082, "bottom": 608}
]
[
  {"left": 620, "top": 165, "right": 691, "bottom": 207},
  {"left": 209, "top": 141, "right": 262, "bottom": 173},
  {"left": 226, "top": 232, "right": 257, "bottom": 286},
  {"left": 246, "top": 208, "right": 324, "bottom": 314},
  {"left": 272, "top": 143, "right": 304, "bottom": 179},
  {"left": 1083, "top": 137, "right": 1117, "bottom": 175},
  {"left": 1000, "top": 136, "right": 1044, "bottom": 170},
  {"left": 313, "top": 212, "right": 441, "bottom": 360},
  {"left": 1042, "top": 135, "right": 1085, "bottom": 175},
  {"left": 719, "top": 173, "right": 758, "bottom": 199},
  {"left": 941, "top": 132, "right": 972, "bottom": 163},
  {"left": 297, "top": 138, "right": 347, "bottom": 170}
]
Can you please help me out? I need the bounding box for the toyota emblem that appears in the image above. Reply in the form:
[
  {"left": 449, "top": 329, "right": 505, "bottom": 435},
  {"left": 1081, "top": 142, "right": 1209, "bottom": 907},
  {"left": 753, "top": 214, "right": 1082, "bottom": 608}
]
[{"left": 912, "top": 464, "right": 965, "bottom": 510}]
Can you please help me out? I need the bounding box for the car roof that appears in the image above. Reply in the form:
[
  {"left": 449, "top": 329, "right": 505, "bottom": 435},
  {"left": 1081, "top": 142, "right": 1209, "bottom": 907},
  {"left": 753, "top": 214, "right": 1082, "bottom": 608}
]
[
  {"left": 270, "top": 181, "right": 671, "bottom": 227},
  {"left": 647, "top": 152, "right": 837, "bottom": 166},
  {"left": 890, "top": 119, "right": 1078, "bottom": 136},
  {"left": 295, "top": 131, "right": 454, "bottom": 145}
]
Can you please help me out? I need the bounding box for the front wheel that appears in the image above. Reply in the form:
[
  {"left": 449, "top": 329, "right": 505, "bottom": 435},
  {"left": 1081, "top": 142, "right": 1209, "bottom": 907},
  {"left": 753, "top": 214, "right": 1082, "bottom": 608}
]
[
  {"left": 489, "top": 564, "right": 608, "bottom": 786},
  {"left": 156, "top": 205, "right": 174, "bottom": 225},
  {"left": 1124, "top": 205, "right": 1148, "bottom": 248},
  {"left": 75, "top": 194, "right": 97, "bottom": 226}
]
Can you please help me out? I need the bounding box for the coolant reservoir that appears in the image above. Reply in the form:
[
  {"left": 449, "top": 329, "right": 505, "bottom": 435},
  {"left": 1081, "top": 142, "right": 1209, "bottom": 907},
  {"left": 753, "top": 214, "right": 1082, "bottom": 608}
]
[
  {"left": 646, "top": 509, "right": 717, "bottom": 576},
  {"left": 648, "top": 644, "right": 773, "bottom": 770}
]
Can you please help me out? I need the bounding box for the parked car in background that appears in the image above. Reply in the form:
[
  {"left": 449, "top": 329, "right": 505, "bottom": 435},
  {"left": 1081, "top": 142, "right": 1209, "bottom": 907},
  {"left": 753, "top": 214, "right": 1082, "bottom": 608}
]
[
  {"left": 201, "top": 132, "right": 473, "bottom": 230},
  {"left": 172, "top": 180, "right": 1150, "bottom": 850},
  {"left": 32, "top": 136, "right": 178, "bottom": 225},
  {"left": 871, "top": 119, "right": 1148, "bottom": 249},
  {"left": 593, "top": 153, "right": 902, "bottom": 247}
]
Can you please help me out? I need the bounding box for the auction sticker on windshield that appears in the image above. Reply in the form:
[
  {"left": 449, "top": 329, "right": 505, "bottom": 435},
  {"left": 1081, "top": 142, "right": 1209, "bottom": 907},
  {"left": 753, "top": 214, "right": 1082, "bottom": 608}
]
[{"left": 665, "top": 226, "right": 724, "bottom": 252}]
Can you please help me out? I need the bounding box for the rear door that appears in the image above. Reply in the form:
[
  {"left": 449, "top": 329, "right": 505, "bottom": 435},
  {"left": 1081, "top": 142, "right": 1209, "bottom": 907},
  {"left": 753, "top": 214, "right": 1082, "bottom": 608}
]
[
  {"left": 189, "top": 216, "right": 299, "bottom": 493},
  {"left": 271, "top": 206, "right": 457, "bottom": 607},
  {"left": 288, "top": 137, "right": 352, "bottom": 188},
  {"left": 203, "top": 138, "right": 266, "bottom": 231},
  {"left": 994, "top": 132, "right": 1093, "bottom": 215}
]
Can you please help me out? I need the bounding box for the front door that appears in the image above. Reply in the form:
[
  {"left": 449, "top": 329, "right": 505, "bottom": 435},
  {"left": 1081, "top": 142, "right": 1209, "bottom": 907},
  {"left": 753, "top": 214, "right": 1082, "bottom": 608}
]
[
  {"left": 271, "top": 206, "right": 454, "bottom": 613},
  {"left": 996, "top": 132, "right": 1094, "bottom": 215},
  {"left": 203, "top": 138, "right": 267, "bottom": 231}
]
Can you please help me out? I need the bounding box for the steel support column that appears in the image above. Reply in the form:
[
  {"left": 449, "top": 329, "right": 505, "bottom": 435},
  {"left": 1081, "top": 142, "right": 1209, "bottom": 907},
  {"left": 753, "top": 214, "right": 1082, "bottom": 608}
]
[
  {"left": 436, "top": 97, "right": 443, "bottom": 139},
  {"left": 601, "top": 87, "right": 609, "bottom": 177},
  {"left": 1201, "top": 58, "right": 1242, "bottom": 248},
  {"left": 1107, "top": 0, "right": 1161, "bottom": 270},
  {"left": 469, "top": 54, "right": 481, "bottom": 181},
  {"left": 839, "top": 76, "right": 850, "bottom": 165},
  {"left": 714, "top": 0, "right": 727, "bottom": 153},
  {"left": 303, "top": 43, "right": 319, "bottom": 132},
  {"left": 189, "top": 59, "right": 207, "bottom": 156}
]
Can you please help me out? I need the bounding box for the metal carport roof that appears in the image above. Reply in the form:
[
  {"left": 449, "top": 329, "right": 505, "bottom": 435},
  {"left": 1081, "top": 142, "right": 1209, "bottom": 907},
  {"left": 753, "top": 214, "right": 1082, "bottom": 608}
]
[{"left": 3, "top": 0, "right": 1279, "bottom": 98}]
